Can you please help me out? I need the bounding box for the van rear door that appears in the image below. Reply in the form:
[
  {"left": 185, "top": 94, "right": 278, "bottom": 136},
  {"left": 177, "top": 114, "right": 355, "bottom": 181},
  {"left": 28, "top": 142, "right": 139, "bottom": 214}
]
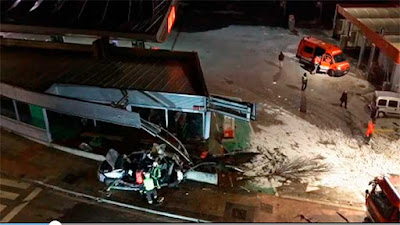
[{"left": 298, "top": 40, "right": 314, "bottom": 63}]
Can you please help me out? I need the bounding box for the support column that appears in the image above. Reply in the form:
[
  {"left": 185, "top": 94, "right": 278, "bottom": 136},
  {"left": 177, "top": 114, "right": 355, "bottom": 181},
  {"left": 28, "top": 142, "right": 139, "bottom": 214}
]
[
  {"left": 367, "top": 44, "right": 376, "bottom": 76},
  {"left": 357, "top": 35, "right": 367, "bottom": 68},
  {"left": 12, "top": 99, "right": 20, "bottom": 121},
  {"left": 42, "top": 109, "right": 52, "bottom": 142},
  {"left": 165, "top": 109, "right": 168, "bottom": 128},
  {"left": 331, "top": 4, "right": 338, "bottom": 37},
  {"left": 204, "top": 112, "right": 211, "bottom": 140},
  {"left": 391, "top": 62, "right": 400, "bottom": 93},
  {"left": 339, "top": 20, "right": 351, "bottom": 50}
]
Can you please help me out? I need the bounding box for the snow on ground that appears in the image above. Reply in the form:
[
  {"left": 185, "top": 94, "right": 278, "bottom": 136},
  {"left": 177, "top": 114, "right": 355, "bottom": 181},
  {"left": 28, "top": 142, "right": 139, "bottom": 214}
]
[{"left": 244, "top": 103, "right": 400, "bottom": 194}]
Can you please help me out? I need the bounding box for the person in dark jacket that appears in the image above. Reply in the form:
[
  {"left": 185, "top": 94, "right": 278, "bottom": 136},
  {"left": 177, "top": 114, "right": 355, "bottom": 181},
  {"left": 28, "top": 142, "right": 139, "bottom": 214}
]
[
  {"left": 340, "top": 91, "right": 348, "bottom": 108},
  {"left": 278, "top": 52, "right": 285, "bottom": 69},
  {"left": 301, "top": 73, "right": 308, "bottom": 91}
]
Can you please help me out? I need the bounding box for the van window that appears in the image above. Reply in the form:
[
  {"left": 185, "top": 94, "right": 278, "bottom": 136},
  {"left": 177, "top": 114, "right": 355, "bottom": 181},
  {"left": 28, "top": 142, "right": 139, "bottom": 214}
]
[
  {"left": 315, "top": 47, "right": 325, "bottom": 56},
  {"left": 304, "top": 46, "right": 313, "bottom": 54},
  {"left": 334, "top": 53, "right": 346, "bottom": 63},
  {"left": 378, "top": 99, "right": 387, "bottom": 106},
  {"left": 388, "top": 101, "right": 398, "bottom": 108}
]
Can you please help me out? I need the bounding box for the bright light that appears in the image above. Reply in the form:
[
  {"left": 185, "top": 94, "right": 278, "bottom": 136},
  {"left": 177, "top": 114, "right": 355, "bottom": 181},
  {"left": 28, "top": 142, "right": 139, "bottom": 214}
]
[{"left": 167, "top": 6, "right": 176, "bottom": 33}]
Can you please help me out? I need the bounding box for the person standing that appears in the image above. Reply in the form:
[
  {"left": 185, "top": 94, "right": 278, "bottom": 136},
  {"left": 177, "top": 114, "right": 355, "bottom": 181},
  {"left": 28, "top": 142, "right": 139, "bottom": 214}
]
[
  {"left": 151, "top": 161, "right": 162, "bottom": 189},
  {"left": 366, "top": 119, "right": 375, "bottom": 144},
  {"left": 143, "top": 172, "right": 158, "bottom": 204},
  {"left": 301, "top": 73, "right": 308, "bottom": 91},
  {"left": 340, "top": 91, "right": 348, "bottom": 108},
  {"left": 278, "top": 52, "right": 285, "bottom": 69},
  {"left": 312, "top": 55, "right": 321, "bottom": 74},
  {"left": 370, "top": 103, "right": 379, "bottom": 120}
]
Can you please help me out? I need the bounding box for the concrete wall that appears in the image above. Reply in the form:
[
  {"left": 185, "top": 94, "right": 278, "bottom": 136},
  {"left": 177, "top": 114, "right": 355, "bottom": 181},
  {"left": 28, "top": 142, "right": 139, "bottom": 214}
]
[{"left": 0, "top": 116, "right": 50, "bottom": 142}]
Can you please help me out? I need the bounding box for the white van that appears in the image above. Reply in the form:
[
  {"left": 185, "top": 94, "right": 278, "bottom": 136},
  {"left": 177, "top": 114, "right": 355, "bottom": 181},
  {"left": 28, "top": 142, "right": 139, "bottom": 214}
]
[{"left": 370, "top": 91, "right": 400, "bottom": 118}]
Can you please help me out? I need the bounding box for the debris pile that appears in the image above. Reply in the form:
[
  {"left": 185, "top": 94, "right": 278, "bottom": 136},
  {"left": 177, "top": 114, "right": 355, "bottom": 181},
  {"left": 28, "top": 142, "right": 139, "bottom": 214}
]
[
  {"left": 244, "top": 104, "right": 400, "bottom": 193},
  {"left": 244, "top": 146, "right": 331, "bottom": 187}
]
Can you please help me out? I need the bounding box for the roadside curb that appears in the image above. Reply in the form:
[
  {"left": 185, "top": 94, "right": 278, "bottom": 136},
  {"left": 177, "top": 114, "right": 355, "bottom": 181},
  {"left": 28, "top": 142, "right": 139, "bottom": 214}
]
[
  {"left": 26, "top": 179, "right": 210, "bottom": 223},
  {"left": 279, "top": 194, "right": 365, "bottom": 212}
]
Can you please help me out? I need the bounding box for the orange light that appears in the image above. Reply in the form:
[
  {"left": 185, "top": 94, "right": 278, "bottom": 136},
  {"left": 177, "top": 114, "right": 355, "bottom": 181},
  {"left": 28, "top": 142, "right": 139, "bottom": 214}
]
[{"left": 167, "top": 6, "right": 176, "bottom": 33}]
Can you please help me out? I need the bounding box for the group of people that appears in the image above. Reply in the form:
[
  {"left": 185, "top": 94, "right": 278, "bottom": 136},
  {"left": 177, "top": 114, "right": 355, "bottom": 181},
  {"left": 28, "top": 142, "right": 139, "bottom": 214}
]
[
  {"left": 135, "top": 144, "right": 183, "bottom": 205},
  {"left": 278, "top": 52, "right": 376, "bottom": 144}
]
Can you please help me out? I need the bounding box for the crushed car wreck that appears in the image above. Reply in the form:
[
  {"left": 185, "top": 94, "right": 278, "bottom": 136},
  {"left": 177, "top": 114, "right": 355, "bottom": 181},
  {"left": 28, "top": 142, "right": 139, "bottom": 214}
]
[{"left": 98, "top": 144, "right": 184, "bottom": 193}]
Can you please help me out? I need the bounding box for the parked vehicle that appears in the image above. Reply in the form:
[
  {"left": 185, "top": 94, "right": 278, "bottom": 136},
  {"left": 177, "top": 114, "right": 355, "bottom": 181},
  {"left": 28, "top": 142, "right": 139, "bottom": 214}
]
[
  {"left": 369, "top": 91, "right": 400, "bottom": 118},
  {"left": 365, "top": 176, "right": 400, "bottom": 222},
  {"left": 296, "top": 36, "right": 350, "bottom": 77}
]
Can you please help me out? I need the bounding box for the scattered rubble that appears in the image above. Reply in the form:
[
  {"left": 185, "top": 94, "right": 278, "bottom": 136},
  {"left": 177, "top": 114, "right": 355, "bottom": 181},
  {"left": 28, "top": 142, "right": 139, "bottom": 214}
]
[{"left": 243, "top": 104, "right": 400, "bottom": 194}]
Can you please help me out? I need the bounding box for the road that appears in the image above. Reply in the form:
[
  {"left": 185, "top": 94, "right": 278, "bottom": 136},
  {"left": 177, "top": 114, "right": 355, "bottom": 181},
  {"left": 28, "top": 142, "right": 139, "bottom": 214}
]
[{"left": 0, "top": 176, "right": 182, "bottom": 222}]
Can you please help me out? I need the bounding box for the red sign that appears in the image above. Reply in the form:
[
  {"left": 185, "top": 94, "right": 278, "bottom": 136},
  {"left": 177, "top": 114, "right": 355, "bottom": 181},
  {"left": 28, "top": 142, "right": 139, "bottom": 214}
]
[{"left": 167, "top": 6, "right": 176, "bottom": 33}]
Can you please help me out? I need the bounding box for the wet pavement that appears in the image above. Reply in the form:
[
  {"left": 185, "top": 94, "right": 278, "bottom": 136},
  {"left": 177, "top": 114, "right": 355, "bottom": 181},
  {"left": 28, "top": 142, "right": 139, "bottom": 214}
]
[
  {"left": 0, "top": 130, "right": 366, "bottom": 222},
  {"left": 0, "top": 176, "right": 181, "bottom": 223}
]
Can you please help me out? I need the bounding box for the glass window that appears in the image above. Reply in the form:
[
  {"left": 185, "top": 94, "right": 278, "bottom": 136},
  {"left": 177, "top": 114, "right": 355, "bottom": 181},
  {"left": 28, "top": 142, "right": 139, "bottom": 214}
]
[
  {"left": 315, "top": 47, "right": 325, "bottom": 56},
  {"left": 372, "top": 184, "right": 396, "bottom": 219},
  {"left": 388, "top": 101, "right": 398, "bottom": 108},
  {"left": 334, "top": 53, "right": 346, "bottom": 63},
  {"left": 16, "top": 101, "right": 46, "bottom": 129},
  {"left": 378, "top": 99, "right": 387, "bottom": 106},
  {"left": 131, "top": 107, "right": 166, "bottom": 128},
  {"left": 168, "top": 111, "right": 203, "bottom": 141},
  {"left": 304, "top": 46, "right": 314, "bottom": 54},
  {"left": 0, "top": 96, "right": 16, "bottom": 120},
  {"left": 323, "top": 54, "right": 332, "bottom": 64}
]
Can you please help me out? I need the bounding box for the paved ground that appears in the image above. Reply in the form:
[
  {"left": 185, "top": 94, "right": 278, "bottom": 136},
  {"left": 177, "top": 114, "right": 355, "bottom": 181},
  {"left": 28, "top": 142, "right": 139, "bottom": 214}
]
[
  {"left": 1, "top": 3, "right": 399, "bottom": 222},
  {"left": 0, "top": 130, "right": 366, "bottom": 222},
  {"left": 0, "top": 177, "right": 181, "bottom": 222},
  {"left": 0, "top": 132, "right": 183, "bottom": 223}
]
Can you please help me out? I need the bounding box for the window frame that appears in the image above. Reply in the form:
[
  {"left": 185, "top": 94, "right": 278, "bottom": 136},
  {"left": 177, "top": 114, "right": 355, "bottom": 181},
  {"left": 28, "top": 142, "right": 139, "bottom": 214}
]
[
  {"left": 388, "top": 100, "right": 398, "bottom": 108},
  {"left": 304, "top": 46, "right": 314, "bottom": 54},
  {"left": 377, "top": 99, "right": 387, "bottom": 106}
]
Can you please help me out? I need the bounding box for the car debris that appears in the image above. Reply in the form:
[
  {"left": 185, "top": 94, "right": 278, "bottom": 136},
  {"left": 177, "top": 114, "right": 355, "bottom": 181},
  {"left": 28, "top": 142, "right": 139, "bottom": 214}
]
[{"left": 98, "top": 144, "right": 185, "bottom": 193}]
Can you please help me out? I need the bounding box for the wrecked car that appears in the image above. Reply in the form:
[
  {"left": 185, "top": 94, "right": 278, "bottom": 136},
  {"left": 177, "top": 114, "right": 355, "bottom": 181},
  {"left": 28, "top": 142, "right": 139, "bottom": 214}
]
[{"left": 98, "top": 144, "right": 184, "bottom": 192}]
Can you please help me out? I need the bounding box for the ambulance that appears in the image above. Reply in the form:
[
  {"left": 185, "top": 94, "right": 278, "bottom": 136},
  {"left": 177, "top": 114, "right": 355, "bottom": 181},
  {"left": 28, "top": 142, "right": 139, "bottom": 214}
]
[{"left": 296, "top": 36, "right": 350, "bottom": 77}]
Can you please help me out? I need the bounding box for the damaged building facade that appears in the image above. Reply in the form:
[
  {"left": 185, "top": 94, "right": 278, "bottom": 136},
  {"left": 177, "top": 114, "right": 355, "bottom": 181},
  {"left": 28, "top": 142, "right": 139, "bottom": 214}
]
[{"left": 0, "top": 38, "right": 255, "bottom": 155}]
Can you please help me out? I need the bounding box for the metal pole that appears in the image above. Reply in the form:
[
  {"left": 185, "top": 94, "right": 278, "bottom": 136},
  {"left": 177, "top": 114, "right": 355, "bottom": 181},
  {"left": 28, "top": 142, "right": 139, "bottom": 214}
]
[
  {"left": 202, "top": 112, "right": 205, "bottom": 139},
  {"left": 12, "top": 99, "right": 20, "bottom": 121}
]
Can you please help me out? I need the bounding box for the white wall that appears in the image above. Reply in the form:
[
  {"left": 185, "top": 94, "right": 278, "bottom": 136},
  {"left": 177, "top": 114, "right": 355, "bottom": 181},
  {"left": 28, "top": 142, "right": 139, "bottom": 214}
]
[{"left": 391, "top": 62, "right": 400, "bottom": 93}]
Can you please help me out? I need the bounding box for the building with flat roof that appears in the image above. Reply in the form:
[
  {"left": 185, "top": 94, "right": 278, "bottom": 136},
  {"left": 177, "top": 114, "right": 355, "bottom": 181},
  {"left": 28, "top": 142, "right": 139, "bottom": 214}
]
[
  {"left": 0, "top": 0, "right": 177, "bottom": 42},
  {"left": 332, "top": 4, "right": 400, "bottom": 93},
  {"left": 0, "top": 39, "right": 255, "bottom": 156}
]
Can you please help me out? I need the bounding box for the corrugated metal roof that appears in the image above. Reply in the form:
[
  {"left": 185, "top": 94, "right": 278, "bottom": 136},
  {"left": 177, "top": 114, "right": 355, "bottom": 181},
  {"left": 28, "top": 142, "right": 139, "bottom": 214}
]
[
  {"left": 338, "top": 5, "right": 400, "bottom": 63},
  {"left": 344, "top": 7, "right": 400, "bottom": 18},
  {"left": 0, "top": 40, "right": 209, "bottom": 96},
  {"left": 357, "top": 18, "right": 400, "bottom": 34},
  {"left": 0, "top": 0, "right": 176, "bottom": 42}
]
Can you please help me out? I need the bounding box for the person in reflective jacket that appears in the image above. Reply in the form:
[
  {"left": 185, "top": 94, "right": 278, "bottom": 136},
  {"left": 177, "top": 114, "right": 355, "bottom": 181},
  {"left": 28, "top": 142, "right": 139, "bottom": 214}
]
[
  {"left": 151, "top": 161, "right": 162, "bottom": 189},
  {"left": 143, "top": 172, "right": 158, "bottom": 204}
]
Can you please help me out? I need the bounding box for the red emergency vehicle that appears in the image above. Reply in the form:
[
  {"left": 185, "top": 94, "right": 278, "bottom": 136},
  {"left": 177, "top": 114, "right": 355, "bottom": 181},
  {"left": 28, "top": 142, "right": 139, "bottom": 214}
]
[
  {"left": 296, "top": 36, "right": 350, "bottom": 77},
  {"left": 365, "top": 176, "right": 400, "bottom": 222}
]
